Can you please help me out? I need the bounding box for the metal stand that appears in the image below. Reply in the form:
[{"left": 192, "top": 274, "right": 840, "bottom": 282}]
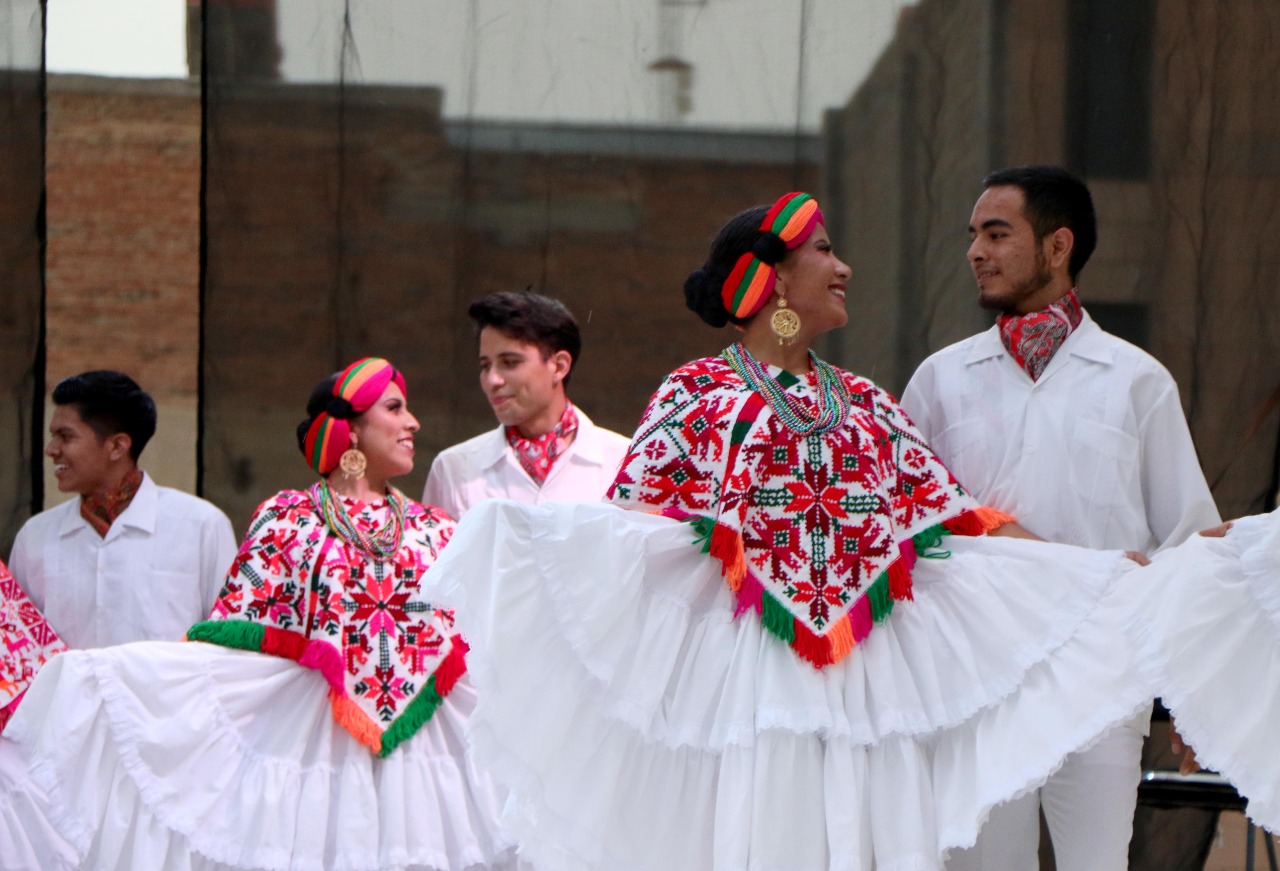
[{"left": 1139, "top": 770, "right": 1277, "bottom": 871}]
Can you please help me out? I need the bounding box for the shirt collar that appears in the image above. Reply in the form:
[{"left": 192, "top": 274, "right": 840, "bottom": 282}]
[
  {"left": 59, "top": 471, "right": 158, "bottom": 540},
  {"left": 478, "top": 405, "right": 606, "bottom": 470}
]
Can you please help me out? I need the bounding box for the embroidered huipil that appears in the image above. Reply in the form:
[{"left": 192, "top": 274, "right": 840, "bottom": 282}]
[
  {"left": 0, "top": 562, "right": 66, "bottom": 732},
  {"left": 609, "top": 354, "right": 1006, "bottom": 668},
  {"left": 188, "top": 489, "right": 465, "bottom": 756}
]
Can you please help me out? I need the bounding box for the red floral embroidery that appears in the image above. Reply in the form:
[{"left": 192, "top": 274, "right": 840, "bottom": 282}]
[
  {"left": 202, "top": 491, "right": 460, "bottom": 738},
  {"left": 0, "top": 565, "right": 66, "bottom": 728},
  {"left": 612, "top": 355, "right": 977, "bottom": 655}
]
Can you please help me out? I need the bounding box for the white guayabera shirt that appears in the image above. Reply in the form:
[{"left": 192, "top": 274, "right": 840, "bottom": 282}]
[
  {"left": 423, "top": 407, "right": 631, "bottom": 521},
  {"left": 9, "top": 473, "right": 237, "bottom": 648},
  {"left": 901, "top": 311, "right": 1221, "bottom": 554}
]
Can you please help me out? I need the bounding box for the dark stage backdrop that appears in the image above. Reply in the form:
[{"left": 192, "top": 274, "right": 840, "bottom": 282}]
[{"left": 0, "top": 0, "right": 45, "bottom": 555}]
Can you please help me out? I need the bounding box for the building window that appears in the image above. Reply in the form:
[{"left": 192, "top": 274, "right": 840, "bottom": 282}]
[{"left": 1066, "top": 0, "right": 1154, "bottom": 180}]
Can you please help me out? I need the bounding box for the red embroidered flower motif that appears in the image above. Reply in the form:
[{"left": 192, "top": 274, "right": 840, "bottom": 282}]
[
  {"left": 246, "top": 578, "right": 299, "bottom": 625},
  {"left": 350, "top": 575, "right": 413, "bottom": 638}
]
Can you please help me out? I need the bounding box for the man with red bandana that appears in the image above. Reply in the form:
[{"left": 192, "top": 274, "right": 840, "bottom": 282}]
[
  {"left": 902, "top": 166, "right": 1220, "bottom": 871},
  {"left": 423, "top": 291, "right": 630, "bottom": 519},
  {"left": 9, "top": 371, "right": 235, "bottom": 648}
]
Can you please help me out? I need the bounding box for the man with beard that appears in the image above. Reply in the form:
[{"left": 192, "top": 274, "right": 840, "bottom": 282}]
[{"left": 901, "top": 165, "right": 1220, "bottom": 871}]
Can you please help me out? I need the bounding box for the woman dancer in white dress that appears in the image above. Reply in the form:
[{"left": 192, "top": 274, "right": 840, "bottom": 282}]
[
  {"left": 427, "top": 193, "right": 1155, "bottom": 871},
  {"left": 0, "top": 357, "right": 515, "bottom": 871}
]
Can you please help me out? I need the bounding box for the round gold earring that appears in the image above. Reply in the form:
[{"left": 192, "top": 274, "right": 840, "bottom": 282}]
[
  {"left": 770, "top": 296, "right": 801, "bottom": 345},
  {"left": 339, "top": 437, "right": 367, "bottom": 479}
]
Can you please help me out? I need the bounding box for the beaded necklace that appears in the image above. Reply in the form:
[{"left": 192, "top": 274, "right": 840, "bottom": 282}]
[
  {"left": 722, "top": 342, "right": 851, "bottom": 436},
  {"left": 310, "top": 479, "right": 408, "bottom": 560}
]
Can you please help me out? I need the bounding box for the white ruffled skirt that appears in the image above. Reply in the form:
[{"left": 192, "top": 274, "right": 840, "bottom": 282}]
[
  {"left": 426, "top": 501, "right": 1154, "bottom": 871},
  {"left": 1127, "top": 511, "right": 1280, "bottom": 834},
  {"left": 0, "top": 642, "right": 517, "bottom": 871}
]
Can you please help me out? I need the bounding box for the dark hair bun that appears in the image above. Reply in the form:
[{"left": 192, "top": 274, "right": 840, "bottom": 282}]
[
  {"left": 751, "top": 231, "right": 786, "bottom": 265},
  {"left": 683, "top": 267, "right": 730, "bottom": 328},
  {"left": 325, "top": 396, "right": 355, "bottom": 419}
]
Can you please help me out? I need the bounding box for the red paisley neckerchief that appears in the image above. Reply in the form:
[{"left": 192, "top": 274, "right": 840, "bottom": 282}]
[
  {"left": 79, "top": 468, "right": 144, "bottom": 538},
  {"left": 998, "top": 289, "right": 1083, "bottom": 381},
  {"left": 506, "top": 402, "right": 579, "bottom": 486}
]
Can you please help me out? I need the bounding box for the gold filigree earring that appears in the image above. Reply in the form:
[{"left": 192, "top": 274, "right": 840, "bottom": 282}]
[
  {"left": 339, "top": 435, "right": 367, "bottom": 479},
  {"left": 770, "top": 296, "right": 801, "bottom": 345}
]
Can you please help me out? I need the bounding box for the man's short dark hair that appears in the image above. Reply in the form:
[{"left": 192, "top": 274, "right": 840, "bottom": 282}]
[
  {"left": 982, "top": 165, "right": 1097, "bottom": 281},
  {"left": 52, "top": 370, "right": 157, "bottom": 461},
  {"left": 468, "top": 291, "right": 583, "bottom": 385}
]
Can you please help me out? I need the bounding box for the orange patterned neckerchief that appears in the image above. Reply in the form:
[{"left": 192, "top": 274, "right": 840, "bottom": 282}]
[{"left": 79, "top": 468, "right": 144, "bottom": 537}]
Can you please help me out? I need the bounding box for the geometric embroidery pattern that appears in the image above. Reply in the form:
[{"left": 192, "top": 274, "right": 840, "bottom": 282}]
[
  {"left": 610, "top": 353, "right": 982, "bottom": 667},
  {"left": 190, "top": 490, "right": 463, "bottom": 755},
  {"left": 0, "top": 563, "right": 67, "bottom": 732}
]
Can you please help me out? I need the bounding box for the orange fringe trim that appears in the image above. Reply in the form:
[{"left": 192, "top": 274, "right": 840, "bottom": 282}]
[
  {"left": 329, "top": 690, "right": 383, "bottom": 754},
  {"left": 824, "top": 614, "right": 855, "bottom": 662},
  {"left": 972, "top": 505, "right": 1018, "bottom": 533}
]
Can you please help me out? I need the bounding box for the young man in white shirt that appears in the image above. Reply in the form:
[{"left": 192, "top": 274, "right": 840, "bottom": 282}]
[
  {"left": 901, "top": 166, "right": 1220, "bottom": 871},
  {"left": 424, "top": 291, "right": 631, "bottom": 519},
  {"left": 9, "top": 371, "right": 237, "bottom": 648}
]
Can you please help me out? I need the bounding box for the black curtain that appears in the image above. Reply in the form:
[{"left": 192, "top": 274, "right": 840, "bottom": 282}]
[{"left": 0, "top": 0, "right": 45, "bottom": 555}]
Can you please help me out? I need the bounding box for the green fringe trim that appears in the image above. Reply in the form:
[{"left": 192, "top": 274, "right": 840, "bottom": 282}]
[
  {"left": 912, "top": 522, "right": 953, "bottom": 559},
  {"left": 378, "top": 674, "right": 443, "bottom": 758},
  {"left": 187, "top": 620, "right": 265, "bottom": 651},
  {"left": 687, "top": 515, "right": 718, "bottom": 555},
  {"left": 761, "top": 592, "right": 795, "bottom": 642},
  {"left": 867, "top": 571, "right": 893, "bottom": 622}
]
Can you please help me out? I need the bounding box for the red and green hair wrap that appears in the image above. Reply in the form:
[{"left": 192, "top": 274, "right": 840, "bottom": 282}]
[
  {"left": 720, "top": 192, "right": 825, "bottom": 320},
  {"left": 302, "top": 357, "right": 407, "bottom": 475}
]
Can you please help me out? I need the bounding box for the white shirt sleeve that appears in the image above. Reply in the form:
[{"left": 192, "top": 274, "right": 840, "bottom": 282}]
[
  {"left": 422, "top": 455, "right": 463, "bottom": 521},
  {"left": 1137, "top": 383, "right": 1222, "bottom": 551},
  {"left": 199, "top": 508, "right": 239, "bottom": 616},
  {"left": 899, "top": 362, "right": 941, "bottom": 445}
]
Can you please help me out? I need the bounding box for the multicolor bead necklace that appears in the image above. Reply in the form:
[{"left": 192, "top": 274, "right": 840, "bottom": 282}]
[
  {"left": 722, "top": 342, "right": 851, "bottom": 435},
  {"left": 311, "top": 479, "right": 408, "bottom": 560}
]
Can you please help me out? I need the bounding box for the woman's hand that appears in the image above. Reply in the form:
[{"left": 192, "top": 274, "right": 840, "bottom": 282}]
[
  {"left": 1124, "top": 550, "right": 1151, "bottom": 566},
  {"left": 1198, "top": 521, "right": 1233, "bottom": 538}
]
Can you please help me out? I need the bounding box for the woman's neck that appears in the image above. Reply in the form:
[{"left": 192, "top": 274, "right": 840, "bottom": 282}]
[
  {"left": 325, "top": 471, "right": 389, "bottom": 502},
  {"left": 738, "top": 330, "right": 813, "bottom": 376}
]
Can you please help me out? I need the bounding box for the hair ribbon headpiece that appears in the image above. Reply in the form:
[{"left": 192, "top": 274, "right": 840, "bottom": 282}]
[
  {"left": 302, "top": 357, "right": 406, "bottom": 475},
  {"left": 720, "top": 192, "right": 824, "bottom": 320}
]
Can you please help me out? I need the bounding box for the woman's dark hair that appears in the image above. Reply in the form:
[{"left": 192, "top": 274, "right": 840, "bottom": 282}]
[
  {"left": 683, "top": 205, "right": 771, "bottom": 328},
  {"left": 294, "top": 372, "right": 355, "bottom": 455},
  {"left": 52, "top": 370, "right": 157, "bottom": 461}
]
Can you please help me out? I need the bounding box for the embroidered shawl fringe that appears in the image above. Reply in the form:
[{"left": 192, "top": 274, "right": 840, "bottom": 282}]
[
  {"left": 186, "top": 619, "right": 469, "bottom": 756},
  {"left": 682, "top": 507, "right": 995, "bottom": 669}
]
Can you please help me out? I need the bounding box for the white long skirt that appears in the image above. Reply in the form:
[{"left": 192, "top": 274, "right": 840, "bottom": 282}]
[
  {"left": 1128, "top": 511, "right": 1280, "bottom": 833},
  {"left": 0, "top": 642, "right": 517, "bottom": 870},
  {"left": 426, "top": 501, "right": 1154, "bottom": 871}
]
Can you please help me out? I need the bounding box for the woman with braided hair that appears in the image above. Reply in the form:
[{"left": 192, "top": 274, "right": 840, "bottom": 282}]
[
  {"left": 428, "top": 193, "right": 1155, "bottom": 870},
  {"left": 0, "top": 358, "right": 515, "bottom": 871}
]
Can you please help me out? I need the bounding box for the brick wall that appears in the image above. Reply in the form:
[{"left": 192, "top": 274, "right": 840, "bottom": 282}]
[
  {"left": 43, "top": 74, "right": 202, "bottom": 505},
  {"left": 41, "top": 76, "right": 818, "bottom": 530}
]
